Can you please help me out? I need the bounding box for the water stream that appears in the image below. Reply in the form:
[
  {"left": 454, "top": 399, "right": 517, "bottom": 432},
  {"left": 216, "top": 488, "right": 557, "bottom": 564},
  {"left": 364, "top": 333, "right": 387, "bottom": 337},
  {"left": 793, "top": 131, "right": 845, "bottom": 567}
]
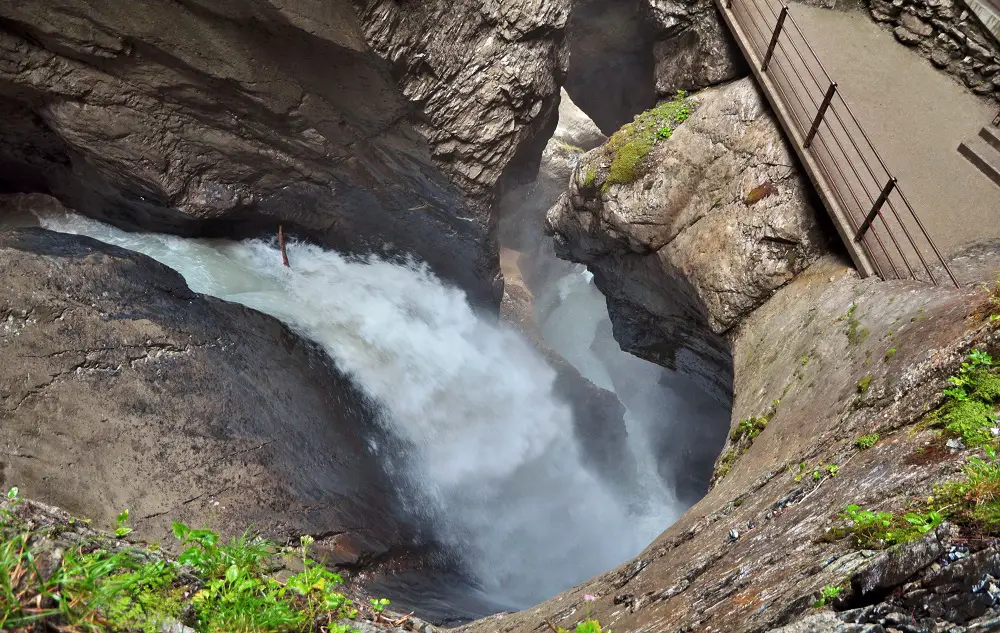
[{"left": 34, "top": 212, "right": 691, "bottom": 613}]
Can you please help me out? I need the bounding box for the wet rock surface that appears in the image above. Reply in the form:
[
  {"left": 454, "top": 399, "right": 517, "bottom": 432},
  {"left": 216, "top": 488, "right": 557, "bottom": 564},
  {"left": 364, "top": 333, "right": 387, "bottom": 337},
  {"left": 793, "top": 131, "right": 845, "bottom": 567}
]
[
  {"left": 460, "top": 250, "right": 1000, "bottom": 633},
  {"left": 546, "top": 78, "right": 829, "bottom": 401},
  {"left": 0, "top": 225, "right": 404, "bottom": 563}
]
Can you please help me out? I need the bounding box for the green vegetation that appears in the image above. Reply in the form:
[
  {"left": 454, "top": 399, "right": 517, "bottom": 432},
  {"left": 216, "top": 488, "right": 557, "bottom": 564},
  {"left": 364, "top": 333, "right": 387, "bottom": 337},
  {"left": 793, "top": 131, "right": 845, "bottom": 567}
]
[
  {"left": 884, "top": 347, "right": 898, "bottom": 361},
  {"left": 934, "top": 447, "right": 1000, "bottom": 533},
  {"left": 583, "top": 168, "right": 597, "bottom": 188},
  {"left": 812, "top": 584, "right": 844, "bottom": 608},
  {"left": 599, "top": 91, "right": 694, "bottom": 192},
  {"left": 1, "top": 489, "right": 366, "bottom": 633},
  {"left": 552, "top": 595, "right": 611, "bottom": 633},
  {"left": 832, "top": 504, "right": 944, "bottom": 549},
  {"left": 855, "top": 433, "right": 880, "bottom": 450},
  {"left": 792, "top": 462, "right": 838, "bottom": 483},
  {"left": 857, "top": 375, "right": 873, "bottom": 394},
  {"left": 714, "top": 400, "right": 782, "bottom": 483},
  {"left": 926, "top": 349, "right": 1000, "bottom": 447}
]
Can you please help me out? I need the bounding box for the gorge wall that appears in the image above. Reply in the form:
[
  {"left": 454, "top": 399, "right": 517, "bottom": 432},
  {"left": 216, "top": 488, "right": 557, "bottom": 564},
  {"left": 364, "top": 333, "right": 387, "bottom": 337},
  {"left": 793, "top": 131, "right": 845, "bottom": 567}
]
[{"left": 463, "top": 77, "right": 1000, "bottom": 631}]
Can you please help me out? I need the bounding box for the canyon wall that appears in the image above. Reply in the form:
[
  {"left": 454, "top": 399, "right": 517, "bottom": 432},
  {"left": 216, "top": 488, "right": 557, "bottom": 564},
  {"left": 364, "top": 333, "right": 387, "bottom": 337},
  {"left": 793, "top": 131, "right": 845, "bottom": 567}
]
[{"left": 0, "top": 0, "right": 570, "bottom": 308}]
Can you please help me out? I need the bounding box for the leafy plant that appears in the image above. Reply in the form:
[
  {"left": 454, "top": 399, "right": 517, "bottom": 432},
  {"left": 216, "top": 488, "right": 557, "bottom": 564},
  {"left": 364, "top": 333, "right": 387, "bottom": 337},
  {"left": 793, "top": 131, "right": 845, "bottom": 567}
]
[
  {"left": 926, "top": 350, "right": 1000, "bottom": 447},
  {"left": 1, "top": 504, "right": 369, "bottom": 633},
  {"left": 855, "top": 433, "right": 880, "bottom": 450},
  {"left": 833, "top": 505, "right": 942, "bottom": 548},
  {"left": 812, "top": 584, "right": 843, "bottom": 608},
  {"left": 370, "top": 598, "right": 390, "bottom": 613},
  {"left": 115, "top": 509, "right": 133, "bottom": 538}
]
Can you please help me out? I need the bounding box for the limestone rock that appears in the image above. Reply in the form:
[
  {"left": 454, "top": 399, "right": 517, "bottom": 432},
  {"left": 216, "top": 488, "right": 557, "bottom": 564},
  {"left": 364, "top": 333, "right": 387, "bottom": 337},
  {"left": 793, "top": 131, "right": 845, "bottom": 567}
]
[
  {"left": 499, "top": 90, "right": 605, "bottom": 254},
  {"left": 546, "top": 79, "right": 828, "bottom": 400},
  {"left": 0, "top": 225, "right": 402, "bottom": 559},
  {"left": 564, "top": 0, "right": 745, "bottom": 133},
  {"left": 894, "top": 25, "right": 923, "bottom": 45},
  {"left": 648, "top": 2, "right": 748, "bottom": 98},
  {"left": 459, "top": 251, "right": 995, "bottom": 633},
  {"left": 901, "top": 12, "right": 935, "bottom": 36},
  {"left": 0, "top": 0, "right": 571, "bottom": 309}
]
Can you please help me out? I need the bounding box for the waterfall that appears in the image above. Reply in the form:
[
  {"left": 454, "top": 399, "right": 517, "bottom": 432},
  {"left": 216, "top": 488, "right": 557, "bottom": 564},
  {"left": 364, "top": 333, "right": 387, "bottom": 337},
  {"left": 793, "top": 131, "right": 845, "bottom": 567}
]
[{"left": 36, "top": 212, "right": 681, "bottom": 609}]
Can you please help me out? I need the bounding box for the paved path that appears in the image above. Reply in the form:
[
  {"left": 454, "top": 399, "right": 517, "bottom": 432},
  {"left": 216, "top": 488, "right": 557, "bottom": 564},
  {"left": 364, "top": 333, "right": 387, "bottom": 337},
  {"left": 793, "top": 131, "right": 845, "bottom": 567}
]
[
  {"left": 717, "top": 0, "right": 999, "bottom": 285},
  {"left": 788, "top": 3, "right": 998, "bottom": 261}
]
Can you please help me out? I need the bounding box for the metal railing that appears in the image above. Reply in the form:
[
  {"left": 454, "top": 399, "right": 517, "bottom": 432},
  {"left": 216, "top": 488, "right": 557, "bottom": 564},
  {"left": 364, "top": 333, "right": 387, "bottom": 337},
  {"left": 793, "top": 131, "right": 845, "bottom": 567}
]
[{"left": 720, "top": 0, "right": 960, "bottom": 287}]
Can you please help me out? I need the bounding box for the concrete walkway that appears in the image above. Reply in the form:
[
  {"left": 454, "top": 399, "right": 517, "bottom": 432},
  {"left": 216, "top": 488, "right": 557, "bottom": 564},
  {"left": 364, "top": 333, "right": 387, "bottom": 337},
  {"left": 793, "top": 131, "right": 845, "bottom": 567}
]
[{"left": 785, "top": 3, "right": 999, "bottom": 272}]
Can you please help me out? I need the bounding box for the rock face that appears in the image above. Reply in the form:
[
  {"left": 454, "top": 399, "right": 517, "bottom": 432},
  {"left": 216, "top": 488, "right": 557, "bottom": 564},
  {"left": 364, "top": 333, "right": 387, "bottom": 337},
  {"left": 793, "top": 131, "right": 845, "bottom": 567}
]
[
  {"left": 866, "top": 0, "right": 1000, "bottom": 100},
  {"left": 646, "top": 0, "right": 748, "bottom": 98},
  {"left": 0, "top": 0, "right": 570, "bottom": 309},
  {"left": 546, "top": 79, "right": 829, "bottom": 402},
  {"left": 499, "top": 90, "right": 606, "bottom": 255},
  {"left": 0, "top": 225, "right": 402, "bottom": 565},
  {"left": 460, "top": 251, "right": 1000, "bottom": 633},
  {"left": 565, "top": 0, "right": 746, "bottom": 133}
]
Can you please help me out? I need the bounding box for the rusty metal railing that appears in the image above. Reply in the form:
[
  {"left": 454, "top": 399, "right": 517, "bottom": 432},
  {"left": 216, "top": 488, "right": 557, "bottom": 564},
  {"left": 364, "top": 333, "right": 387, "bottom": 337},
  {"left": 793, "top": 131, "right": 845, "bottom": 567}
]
[{"left": 720, "top": 0, "right": 960, "bottom": 287}]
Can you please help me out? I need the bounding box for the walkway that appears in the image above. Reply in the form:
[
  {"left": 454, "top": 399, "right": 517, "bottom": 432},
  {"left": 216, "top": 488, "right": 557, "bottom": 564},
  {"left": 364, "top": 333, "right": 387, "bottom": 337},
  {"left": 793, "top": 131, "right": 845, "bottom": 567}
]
[{"left": 716, "top": 0, "right": 999, "bottom": 285}]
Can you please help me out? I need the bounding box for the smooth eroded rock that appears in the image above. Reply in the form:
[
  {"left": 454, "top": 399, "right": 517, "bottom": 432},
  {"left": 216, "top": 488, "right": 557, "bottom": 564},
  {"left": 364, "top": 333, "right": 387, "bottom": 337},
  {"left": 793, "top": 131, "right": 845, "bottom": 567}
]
[
  {"left": 546, "top": 78, "right": 828, "bottom": 401},
  {"left": 0, "top": 226, "right": 402, "bottom": 560}
]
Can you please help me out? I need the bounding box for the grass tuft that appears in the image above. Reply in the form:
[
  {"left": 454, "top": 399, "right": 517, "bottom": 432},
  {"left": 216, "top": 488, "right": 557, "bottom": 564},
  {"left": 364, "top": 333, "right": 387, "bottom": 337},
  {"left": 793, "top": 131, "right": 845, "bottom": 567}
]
[
  {"left": 597, "top": 91, "right": 695, "bottom": 193},
  {"left": 1, "top": 491, "right": 368, "bottom": 633}
]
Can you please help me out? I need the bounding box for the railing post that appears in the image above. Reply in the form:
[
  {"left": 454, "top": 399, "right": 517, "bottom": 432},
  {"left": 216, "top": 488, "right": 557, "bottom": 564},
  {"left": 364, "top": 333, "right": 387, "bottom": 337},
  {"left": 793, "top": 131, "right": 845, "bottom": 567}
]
[
  {"left": 761, "top": 6, "right": 788, "bottom": 72},
  {"left": 855, "top": 177, "right": 896, "bottom": 241},
  {"left": 803, "top": 82, "right": 837, "bottom": 149}
]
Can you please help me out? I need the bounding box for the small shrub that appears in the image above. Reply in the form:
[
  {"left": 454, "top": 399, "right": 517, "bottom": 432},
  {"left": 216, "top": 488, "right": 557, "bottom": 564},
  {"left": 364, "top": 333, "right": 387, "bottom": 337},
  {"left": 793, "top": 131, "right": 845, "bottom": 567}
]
[
  {"left": 885, "top": 348, "right": 898, "bottom": 361},
  {"left": 833, "top": 504, "right": 943, "bottom": 549},
  {"left": 855, "top": 433, "right": 880, "bottom": 450},
  {"left": 927, "top": 350, "right": 1000, "bottom": 447},
  {"left": 857, "top": 375, "right": 873, "bottom": 394},
  {"left": 812, "top": 584, "right": 843, "bottom": 608}
]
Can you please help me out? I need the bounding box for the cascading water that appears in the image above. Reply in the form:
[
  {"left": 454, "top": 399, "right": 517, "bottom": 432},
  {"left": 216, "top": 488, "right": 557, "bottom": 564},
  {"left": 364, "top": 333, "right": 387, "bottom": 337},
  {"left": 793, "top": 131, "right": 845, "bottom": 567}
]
[{"left": 35, "top": 212, "right": 681, "bottom": 612}]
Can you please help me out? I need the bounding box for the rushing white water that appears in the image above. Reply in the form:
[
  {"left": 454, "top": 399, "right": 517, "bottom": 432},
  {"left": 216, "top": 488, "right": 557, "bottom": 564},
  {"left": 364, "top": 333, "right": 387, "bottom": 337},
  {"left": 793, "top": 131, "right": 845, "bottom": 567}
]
[{"left": 36, "top": 212, "right": 680, "bottom": 609}]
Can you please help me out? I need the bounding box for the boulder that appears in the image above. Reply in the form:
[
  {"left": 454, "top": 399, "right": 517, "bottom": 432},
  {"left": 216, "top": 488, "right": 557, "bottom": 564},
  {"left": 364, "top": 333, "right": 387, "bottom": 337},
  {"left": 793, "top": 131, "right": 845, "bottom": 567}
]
[
  {"left": 0, "top": 224, "right": 402, "bottom": 562},
  {"left": 546, "top": 79, "right": 828, "bottom": 402},
  {"left": 0, "top": 0, "right": 570, "bottom": 309}
]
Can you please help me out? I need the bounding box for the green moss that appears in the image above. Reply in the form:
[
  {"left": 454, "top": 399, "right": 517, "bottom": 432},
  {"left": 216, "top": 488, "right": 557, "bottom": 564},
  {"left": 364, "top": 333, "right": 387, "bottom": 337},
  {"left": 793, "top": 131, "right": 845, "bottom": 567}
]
[
  {"left": 844, "top": 304, "right": 870, "bottom": 346},
  {"left": 855, "top": 432, "right": 879, "bottom": 449},
  {"left": 884, "top": 348, "right": 898, "bottom": 361},
  {"left": 582, "top": 168, "right": 597, "bottom": 188},
  {"left": 925, "top": 350, "right": 1000, "bottom": 447},
  {"left": 599, "top": 91, "right": 695, "bottom": 192},
  {"left": 604, "top": 135, "right": 655, "bottom": 190},
  {"left": 714, "top": 449, "right": 737, "bottom": 481},
  {"left": 974, "top": 373, "right": 1000, "bottom": 402},
  {"left": 857, "top": 375, "right": 872, "bottom": 394},
  {"left": 941, "top": 399, "right": 995, "bottom": 447}
]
